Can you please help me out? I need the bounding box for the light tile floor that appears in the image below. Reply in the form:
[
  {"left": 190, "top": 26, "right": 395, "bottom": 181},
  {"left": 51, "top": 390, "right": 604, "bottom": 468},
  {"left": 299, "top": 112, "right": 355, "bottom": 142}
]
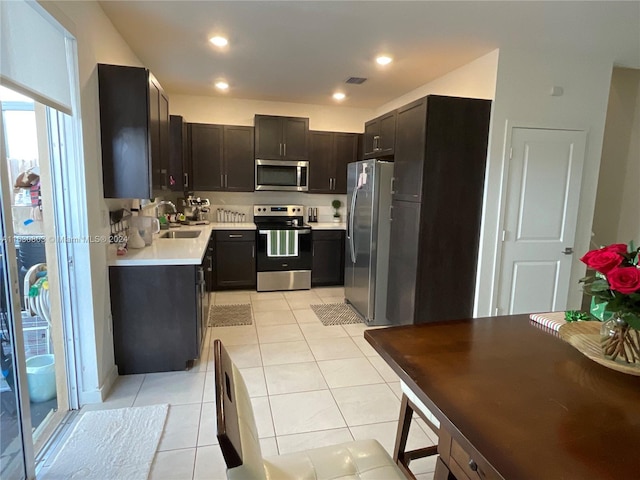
[{"left": 51, "top": 287, "right": 438, "bottom": 480}]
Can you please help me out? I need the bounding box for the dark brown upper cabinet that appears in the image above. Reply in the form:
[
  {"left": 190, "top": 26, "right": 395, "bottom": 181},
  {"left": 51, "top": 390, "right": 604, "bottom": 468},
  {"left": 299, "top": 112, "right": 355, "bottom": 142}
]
[
  {"left": 98, "top": 63, "right": 169, "bottom": 198},
  {"left": 363, "top": 110, "right": 397, "bottom": 159},
  {"left": 190, "top": 123, "right": 254, "bottom": 192},
  {"left": 190, "top": 123, "right": 223, "bottom": 190},
  {"left": 223, "top": 125, "right": 254, "bottom": 191},
  {"left": 169, "top": 115, "right": 191, "bottom": 192},
  {"left": 308, "top": 131, "right": 358, "bottom": 194},
  {"left": 254, "top": 115, "right": 309, "bottom": 160}
]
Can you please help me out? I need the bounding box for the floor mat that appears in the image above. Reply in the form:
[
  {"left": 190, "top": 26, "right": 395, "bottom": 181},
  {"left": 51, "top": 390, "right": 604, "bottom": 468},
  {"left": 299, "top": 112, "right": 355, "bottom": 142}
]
[
  {"left": 310, "top": 303, "right": 363, "bottom": 326},
  {"left": 43, "top": 404, "right": 168, "bottom": 480},
  {"left": 209, "top": 303, "right": 253, "bottom": 327}
]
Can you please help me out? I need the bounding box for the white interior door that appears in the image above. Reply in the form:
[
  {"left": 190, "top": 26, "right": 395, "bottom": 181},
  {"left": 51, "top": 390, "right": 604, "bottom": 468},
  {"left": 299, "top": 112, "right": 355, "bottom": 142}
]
[{"left": 497, "top": 127, "right": 587, "bottom": 314}]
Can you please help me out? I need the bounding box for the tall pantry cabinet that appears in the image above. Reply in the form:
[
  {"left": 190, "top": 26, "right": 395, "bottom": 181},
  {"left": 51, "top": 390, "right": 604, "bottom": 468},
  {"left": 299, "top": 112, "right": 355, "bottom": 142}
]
[{"left": 386, "top": 95, "right": 491, "bottom": 325}]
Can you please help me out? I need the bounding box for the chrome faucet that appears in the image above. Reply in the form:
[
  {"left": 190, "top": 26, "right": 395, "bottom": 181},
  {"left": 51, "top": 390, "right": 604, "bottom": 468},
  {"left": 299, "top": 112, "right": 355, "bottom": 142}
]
[{"left": 155, "top": 200, "right": 177, "bottom": 218}]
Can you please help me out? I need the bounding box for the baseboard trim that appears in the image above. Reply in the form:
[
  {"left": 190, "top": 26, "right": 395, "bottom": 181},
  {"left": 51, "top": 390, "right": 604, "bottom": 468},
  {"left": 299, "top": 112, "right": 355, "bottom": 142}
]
[{"left": 78, "top": 364, "right": 119, "bottom": 405}]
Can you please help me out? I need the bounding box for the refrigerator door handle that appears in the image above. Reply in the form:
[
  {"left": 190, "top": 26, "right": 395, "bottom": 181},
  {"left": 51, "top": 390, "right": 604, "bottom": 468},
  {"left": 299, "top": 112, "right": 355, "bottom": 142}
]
[{"left": 348, "top": 186, "right": 359, "bottom": 263}]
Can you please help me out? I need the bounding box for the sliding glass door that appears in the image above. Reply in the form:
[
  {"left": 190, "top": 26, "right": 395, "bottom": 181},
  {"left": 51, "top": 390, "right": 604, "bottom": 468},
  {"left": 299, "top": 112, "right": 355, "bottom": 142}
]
[{"left": 0, "top": 104, "right": 33, "bottom": 480}]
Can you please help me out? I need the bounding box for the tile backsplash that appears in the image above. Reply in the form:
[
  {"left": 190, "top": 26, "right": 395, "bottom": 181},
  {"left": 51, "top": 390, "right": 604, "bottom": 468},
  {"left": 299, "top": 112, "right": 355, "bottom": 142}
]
[
  {"left": 116, "top": 191, "right": 347, "bottom": 224},
  {"left": 192, "top": 191, "right": 347, "bottom": 223}
]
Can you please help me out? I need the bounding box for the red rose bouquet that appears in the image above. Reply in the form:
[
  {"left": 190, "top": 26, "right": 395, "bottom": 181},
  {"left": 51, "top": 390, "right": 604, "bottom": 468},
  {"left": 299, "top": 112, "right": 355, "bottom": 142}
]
[{"left": 580, "top": 242, "right": 640, "bottom": 330}]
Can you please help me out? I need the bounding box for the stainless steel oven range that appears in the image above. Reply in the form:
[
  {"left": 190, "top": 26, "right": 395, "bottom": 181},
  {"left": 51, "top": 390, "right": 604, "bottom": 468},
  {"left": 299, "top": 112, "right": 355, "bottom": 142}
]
[{"left": 254, "top": 204, "right": 312, "bottom": 291}]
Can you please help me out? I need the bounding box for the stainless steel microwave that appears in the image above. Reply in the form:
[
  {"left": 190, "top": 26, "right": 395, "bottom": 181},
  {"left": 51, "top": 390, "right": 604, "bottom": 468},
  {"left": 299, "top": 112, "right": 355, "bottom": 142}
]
[{"left": 255, "top": 159, "right": 309, "bottom": 191}]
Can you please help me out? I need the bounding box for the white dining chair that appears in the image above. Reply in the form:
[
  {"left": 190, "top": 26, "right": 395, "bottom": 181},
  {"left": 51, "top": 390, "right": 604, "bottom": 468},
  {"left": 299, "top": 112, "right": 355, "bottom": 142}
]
[{"left": 214, "top": 339, "right": 408, "bottom": 480}]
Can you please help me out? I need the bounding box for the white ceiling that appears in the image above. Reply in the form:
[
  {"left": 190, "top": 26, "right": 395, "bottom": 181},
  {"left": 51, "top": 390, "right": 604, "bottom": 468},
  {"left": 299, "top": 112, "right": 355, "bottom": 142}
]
[{"left": 98, "top": 1, "right": 640, "bottom": 109}]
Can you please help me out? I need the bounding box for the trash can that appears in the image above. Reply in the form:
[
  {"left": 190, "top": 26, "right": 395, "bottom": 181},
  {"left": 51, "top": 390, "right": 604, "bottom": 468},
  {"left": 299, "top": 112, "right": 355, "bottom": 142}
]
[{"left": 26, "top": 354, "right": 56, "bottom": 403}]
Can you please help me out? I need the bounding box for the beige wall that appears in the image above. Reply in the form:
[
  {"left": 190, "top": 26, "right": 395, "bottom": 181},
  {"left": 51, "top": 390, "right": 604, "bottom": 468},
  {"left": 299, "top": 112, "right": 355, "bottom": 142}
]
[
  {"left": 375, "top": 49, "right": 499, "bottom": 115},
  {"left": 44, "top": 0, "right": 143, "bottom": 403},
  {"left": 475, "top": 47, "right": 614, "bottom": 315},
  {"left": 169, "top": 95, "right": 373, "bottom": 133},
  {"left": 593, "top": 67, "right": 640, "bottom": 246}
]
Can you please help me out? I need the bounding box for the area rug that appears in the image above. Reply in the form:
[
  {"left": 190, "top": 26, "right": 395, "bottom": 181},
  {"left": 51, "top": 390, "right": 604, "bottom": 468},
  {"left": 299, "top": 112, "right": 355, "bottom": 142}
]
[
  {"left": 310, "top": 303, "right": 364, "bottom": 326},
  {"left": 209, "top": 303, "right": 253, "bottom": 327},
  {"left": 45, "top": 404, "right": 168, "bottom": 480}
]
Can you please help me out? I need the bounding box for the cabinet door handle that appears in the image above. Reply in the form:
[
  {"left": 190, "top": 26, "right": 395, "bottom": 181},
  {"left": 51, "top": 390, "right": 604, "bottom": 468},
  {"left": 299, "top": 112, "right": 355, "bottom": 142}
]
[
  {"left": 220, "top": 174, "right": 224, "bottom": 187},
  {"left": 184, "top": 173, "right": 189, "bottom": 188},
  {"left": 228, "top": 234, "right": 243, "bottom": 238},
  {"left": 225, "top": 174, "right": 228, "bottom": 188},
  {"left": 389, "top": 205, "right": 393, "bottom": 222},
  {"left": 329, "top": 178, "right": 332, "bottom": 190},
  {"left": 283, "top": 143, "right": 286, "bottom": 157},
  {"left": 252, "top": 245, "right": 255, "bottom": 258},
  {"left": 390, "top": 176, "right": 395, "bottom": 194},
  {"left": 279, "top": 143, "right": 282, "bottom": 156}
]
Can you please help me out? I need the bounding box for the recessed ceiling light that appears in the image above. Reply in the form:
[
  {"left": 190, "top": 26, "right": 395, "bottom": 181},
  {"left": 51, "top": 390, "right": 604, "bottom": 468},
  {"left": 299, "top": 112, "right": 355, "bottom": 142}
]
[
  {"left": 215, "top": 81, "right": 229, "bottom": 91},
  {"left": 376, "top": 55, "right": 393, "bottom": 66},
  {"left": 333, "top": 92, "right": 346, "bottom": 101},
  {"left": 209, "top": 36, "right": 228, "bottom": 47}
]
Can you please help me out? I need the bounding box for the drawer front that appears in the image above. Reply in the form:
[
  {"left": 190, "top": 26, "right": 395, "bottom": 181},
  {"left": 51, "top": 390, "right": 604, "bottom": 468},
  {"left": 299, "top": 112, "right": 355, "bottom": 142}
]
[
  {"left": 217, "top": 230, "right": 255, "bottom": 242},
  {"left": 450, "top": 438, "right": 501, "bottom": 480},
  {"left": 313, "top": 230, "right": 343, "bottom": 241}
]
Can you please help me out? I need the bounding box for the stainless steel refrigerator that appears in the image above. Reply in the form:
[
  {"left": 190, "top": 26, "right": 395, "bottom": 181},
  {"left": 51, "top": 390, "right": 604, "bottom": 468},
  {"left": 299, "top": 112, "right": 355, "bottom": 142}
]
[{"left": 345, "top": 160, "right": 394, "bottom": 325}]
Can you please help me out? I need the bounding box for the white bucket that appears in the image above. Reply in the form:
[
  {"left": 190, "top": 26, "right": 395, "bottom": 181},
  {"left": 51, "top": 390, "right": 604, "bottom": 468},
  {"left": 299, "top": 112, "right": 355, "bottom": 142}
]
[{"left": 26, "top": 354, "right": 56, "bottom": 403}]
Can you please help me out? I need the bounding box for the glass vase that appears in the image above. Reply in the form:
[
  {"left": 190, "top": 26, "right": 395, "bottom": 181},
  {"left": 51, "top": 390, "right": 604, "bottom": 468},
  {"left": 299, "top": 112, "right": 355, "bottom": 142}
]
[{"left": 600, "top": 316, "right": 640, "bottom": 365}]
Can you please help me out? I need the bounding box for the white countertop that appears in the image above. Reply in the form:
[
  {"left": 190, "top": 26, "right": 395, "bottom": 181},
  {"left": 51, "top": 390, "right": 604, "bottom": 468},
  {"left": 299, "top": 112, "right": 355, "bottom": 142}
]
[
  {"left": 209, "top": 222, "right": 257, "bottom": 230},
  {"left": 108, "top": 225, "right": 213, "bottom": 266},
  {"left": 108, "top": 221, "right": 345, "bottom": 267},
  {"left": 308, "top": 222, "right": 346, "bottom": 230}
]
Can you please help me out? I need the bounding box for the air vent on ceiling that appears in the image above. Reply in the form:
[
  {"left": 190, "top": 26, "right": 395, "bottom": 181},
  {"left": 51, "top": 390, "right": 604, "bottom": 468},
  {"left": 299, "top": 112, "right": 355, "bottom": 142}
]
[{"left": 345, "top": 77, "right": 367, "bottom": 85}]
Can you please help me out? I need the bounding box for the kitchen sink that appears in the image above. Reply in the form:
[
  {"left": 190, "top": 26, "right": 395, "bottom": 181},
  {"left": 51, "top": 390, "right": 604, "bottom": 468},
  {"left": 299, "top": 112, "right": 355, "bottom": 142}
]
[{"left": 159, "top": 230, "right": 201, "bottom": 239}]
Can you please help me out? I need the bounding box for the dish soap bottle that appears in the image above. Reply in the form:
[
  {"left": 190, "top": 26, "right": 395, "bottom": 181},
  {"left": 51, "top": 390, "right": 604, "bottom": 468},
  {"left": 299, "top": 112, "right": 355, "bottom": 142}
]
[{"left": 128, "top": 228, "right": 146, "bottom": 249}]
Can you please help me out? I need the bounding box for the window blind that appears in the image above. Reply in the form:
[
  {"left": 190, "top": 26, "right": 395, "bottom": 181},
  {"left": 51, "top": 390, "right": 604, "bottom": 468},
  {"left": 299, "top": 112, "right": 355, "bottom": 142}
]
[{"left": 0, "top": 0, "right": 73, "bottom": 114}]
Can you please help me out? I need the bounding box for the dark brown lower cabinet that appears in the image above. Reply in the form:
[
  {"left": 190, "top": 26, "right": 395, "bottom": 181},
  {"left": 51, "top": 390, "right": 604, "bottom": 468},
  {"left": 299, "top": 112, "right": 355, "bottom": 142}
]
[
  {"left": 311, "top": 230, "right": 345, "bottom": 286},
  {"left": 214, "top": 230, "right": 256, "bottom": 290},
  {"left": 110, "top": 265, "right": 203, "bottom": 374}
]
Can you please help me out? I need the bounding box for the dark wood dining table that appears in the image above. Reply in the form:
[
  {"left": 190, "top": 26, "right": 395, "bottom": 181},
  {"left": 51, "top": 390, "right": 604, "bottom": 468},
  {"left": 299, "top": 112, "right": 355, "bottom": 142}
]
[{"left": 365, "top": 314, "right": 640, "bottom": 480}]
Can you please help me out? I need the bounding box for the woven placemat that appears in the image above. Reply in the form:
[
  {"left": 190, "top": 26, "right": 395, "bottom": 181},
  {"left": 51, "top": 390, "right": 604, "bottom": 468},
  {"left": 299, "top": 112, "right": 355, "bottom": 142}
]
[
  {"left": 559, "top": 321, "right": 640, "bottom": 376},
  {"left": 208, "top": 304, "right": 252, "bottom": 327},
  {"left": 310, "top": 303, "right": 363, "bottom": 326}
]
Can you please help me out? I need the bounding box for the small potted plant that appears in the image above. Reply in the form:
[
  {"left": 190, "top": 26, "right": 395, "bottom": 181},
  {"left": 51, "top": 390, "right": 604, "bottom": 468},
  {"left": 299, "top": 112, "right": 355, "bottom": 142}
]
[{"left": 332, "top": 199, "right": 342, "bottom": 223}]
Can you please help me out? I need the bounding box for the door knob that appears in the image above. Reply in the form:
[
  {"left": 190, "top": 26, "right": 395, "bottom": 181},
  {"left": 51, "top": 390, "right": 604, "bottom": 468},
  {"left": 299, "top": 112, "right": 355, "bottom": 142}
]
[{"left": 562, "top": 247, "right": 574, "bottom": 255}]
